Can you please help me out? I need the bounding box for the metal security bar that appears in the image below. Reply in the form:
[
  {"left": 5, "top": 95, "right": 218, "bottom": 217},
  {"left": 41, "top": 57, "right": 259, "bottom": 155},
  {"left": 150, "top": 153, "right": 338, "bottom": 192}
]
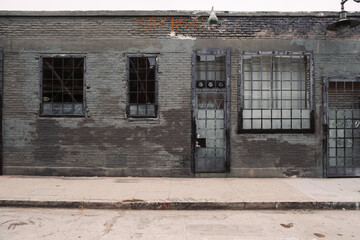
[
  {"left": 127, "top": 55, "right": 158, "bottom": 118},
  {"left": 324, "top": 77, "right": 360, "bottom": 177},
  {"left": 40, "top": 56, "right": 85, "bottom": 116},
  {"left": 239, "top": 51, "right": 314, "bottom": 133}
]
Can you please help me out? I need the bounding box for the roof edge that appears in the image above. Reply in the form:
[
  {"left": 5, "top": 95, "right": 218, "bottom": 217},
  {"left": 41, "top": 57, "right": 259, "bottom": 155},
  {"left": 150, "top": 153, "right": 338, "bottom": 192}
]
[{"left": 0, "top": 10, "right": 359, "bottom": 17}]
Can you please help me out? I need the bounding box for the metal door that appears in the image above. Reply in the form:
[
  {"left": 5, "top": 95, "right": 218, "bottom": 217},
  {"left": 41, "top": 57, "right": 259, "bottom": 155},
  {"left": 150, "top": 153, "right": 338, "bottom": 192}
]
[
  {"left": 0, "top": 50, "right": 2, "bottom": 175},
  {"left": 194, "top": 93, "right": 227, "bottom": 172},
  {"left": 192, "top": 50, "right": 230, "bottom": 173},
  {"left": 323, "top": 77, "right": 360, "bottom": 177}
]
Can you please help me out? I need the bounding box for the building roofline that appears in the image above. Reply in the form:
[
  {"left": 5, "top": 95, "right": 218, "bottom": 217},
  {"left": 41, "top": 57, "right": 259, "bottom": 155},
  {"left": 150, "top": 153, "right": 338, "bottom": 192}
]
[{"left": 0, "top": 10, "right": 359, "bottom": 17}]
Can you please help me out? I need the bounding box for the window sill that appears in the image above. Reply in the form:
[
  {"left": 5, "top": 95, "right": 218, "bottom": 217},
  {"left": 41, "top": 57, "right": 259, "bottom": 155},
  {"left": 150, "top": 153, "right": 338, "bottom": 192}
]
[
  {"left": 40, "top": 114, "right": 85, "bottom": 118},
  {"left": 127, "top": 117, "right": 160, "bottom": 124},
  {"left": 237, "top": 129, "right": 315, "bottom": 134}
]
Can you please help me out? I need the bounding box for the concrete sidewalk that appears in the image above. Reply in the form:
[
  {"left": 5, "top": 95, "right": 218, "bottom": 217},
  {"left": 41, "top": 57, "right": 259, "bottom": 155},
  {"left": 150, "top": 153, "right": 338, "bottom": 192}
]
[{"left": 0, "top": 176, "right": 359, "bottom": 210}]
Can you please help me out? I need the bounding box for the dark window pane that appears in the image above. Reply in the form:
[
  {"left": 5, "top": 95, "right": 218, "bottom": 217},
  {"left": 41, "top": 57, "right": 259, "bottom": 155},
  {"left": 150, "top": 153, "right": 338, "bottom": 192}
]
[
  {"left": 138, "top": 58, "right": 148, "bottom": 68},
  {"left": 63, "top": 94, "right": 73, "bottom": 102},
  {"left": 138, "top": 93, "right": 147, "bottom": 104},
  {"left": 53, "top": 93, "right": 63, "bottom": 102},
  {"left": 147, "top": 69, "right": 155, "bottom": 80},
  {"left": 54, "top": 58, "right": 63, "bottom": 68},
  {"left": 43, "top": 80, "right": 52, "bottom": 91},
  {"left": 43, "top": 69, "right": 53, "bottom": 79},
  {"left": 74, "top": 58, "right": 83, "bottom": 67},
  {"left": 129, "top": 80, "right": 138, "bottom": 92},
  {"left": 64, "top": 79, "right": 73, "bottom": 89},
  {"left": 74, "top": 80, "right": 83, "bottom": 90},
  {"left": 43, "top": 58, "right": 53, "bottom": 68},
  {"left": 129, "top": 69, "right": 138, "bottom": 80},
  {"left": 129, "top": 58, "right": 138, "bottom": 69},
  {"left": 147, "top": 93, "right": 155, "bottom": 104},
  {"left": 138, "top": 69, "right": 146, "bottom": 80},
  {"left": 138, "top": 81, "right": 146, "bottom": 92},
  {"left": 53, "top": 80, "right": 62, "bottom": 91},
  {"left": 74, "top": 94, "right": 83, "bottom": 103},
  {"left": 74, "top": 69, "right": 83, "bottom": 79},
  {"left": 130, "top": 93, "right": 138, "bottom": 103},
  {"left": 63, "top": 58, "right": 74, "bottom": 68},
  {"left": 54, "top": 68, "right": 63, "bottom": 79},
  {"left": 147, "top": 81, "right": 155, "bottom": 92}
]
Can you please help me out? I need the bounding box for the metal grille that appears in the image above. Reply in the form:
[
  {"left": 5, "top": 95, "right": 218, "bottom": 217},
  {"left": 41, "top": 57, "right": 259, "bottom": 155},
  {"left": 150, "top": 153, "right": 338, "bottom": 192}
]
[
  {"left": 127, "top": 56, "right": 157, "bottom": 117},
  {"left": 325, "top": 79, "right": 360, "bottom": 177},
  {"left": 195, "top": 55, "right": 226, "bottom": 89},
  {"left": 41, "top": 57, "right": 85, "bottom": 116},
  {"left": 239, "top": 52, "right": 313, "bottom": 132}
]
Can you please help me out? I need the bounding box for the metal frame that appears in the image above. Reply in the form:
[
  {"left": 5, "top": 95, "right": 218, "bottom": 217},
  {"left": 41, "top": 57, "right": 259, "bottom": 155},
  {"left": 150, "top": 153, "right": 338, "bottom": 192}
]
[
  {"left": 323, "top": 76, "right": 360, "bottom": 177},
  {"left": 0, "top": 50, "right": 3, "bottom": 175},
  {"left": 126, "top": 54, "right": 159, "bottom": 118},
  {"left": 238, "top": 51, "right": 315, "bottom": 134},
  {"left": 191, "top": 49, "right": 231, "bottom": 173},
  {"left": 39, "top": 54, "right": 86, "bottom": 117}
]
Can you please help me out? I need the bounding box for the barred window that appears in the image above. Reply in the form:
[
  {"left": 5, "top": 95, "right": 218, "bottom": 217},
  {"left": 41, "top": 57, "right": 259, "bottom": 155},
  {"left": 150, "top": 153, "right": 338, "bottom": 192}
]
[
  {"left": 239, "top": 52, "right": 314, "bottom": 132},
  {"left": 127, "top": 55, "right": 158, "bottom": 118},
  {"left": 41, "top": 57, "right": 85, "bottom": 116}
]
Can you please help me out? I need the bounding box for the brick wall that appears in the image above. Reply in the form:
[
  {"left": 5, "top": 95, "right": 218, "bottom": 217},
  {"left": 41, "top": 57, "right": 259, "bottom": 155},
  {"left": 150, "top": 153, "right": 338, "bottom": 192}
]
[{"left": 0, "top": 12, "right": 360, "bottom": 177}]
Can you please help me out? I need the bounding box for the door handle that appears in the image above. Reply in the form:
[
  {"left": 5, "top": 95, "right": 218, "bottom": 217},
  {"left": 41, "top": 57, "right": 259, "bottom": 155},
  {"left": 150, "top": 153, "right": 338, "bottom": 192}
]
[{"left": 196, "top": 138, "right": 206, "bottom": 148}]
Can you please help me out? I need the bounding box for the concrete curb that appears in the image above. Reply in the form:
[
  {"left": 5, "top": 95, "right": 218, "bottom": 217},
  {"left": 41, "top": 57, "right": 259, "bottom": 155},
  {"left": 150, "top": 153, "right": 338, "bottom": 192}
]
[{"left": 1, "top": 200, "right": 359, "bottom": 210}]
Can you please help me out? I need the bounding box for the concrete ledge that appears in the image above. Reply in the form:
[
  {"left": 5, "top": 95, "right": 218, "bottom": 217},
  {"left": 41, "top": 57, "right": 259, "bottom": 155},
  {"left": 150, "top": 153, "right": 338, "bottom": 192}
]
[
  {"left": 0, "top": 10, "right": 353, "bottom": 18},
  {"left": 1, "top": 200, "right": 359, "bottom": 210}
]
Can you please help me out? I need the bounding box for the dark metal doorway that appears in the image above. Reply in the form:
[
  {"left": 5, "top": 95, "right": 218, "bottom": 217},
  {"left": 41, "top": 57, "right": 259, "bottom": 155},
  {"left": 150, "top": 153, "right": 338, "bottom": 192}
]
[
  {"left": 0, "top": 50, "right": 3, "bottom": 175},
  {"left": 191, "top": 50, "right": 230, "bottom": 173},
  {"left": 323, "top": 77, "right": 360, "bottom": 177}
]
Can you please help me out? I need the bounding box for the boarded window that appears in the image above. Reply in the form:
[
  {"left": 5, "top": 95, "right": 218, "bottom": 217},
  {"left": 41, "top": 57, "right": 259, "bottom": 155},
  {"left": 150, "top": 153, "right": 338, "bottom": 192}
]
[
  {"left": 239, "top": 52, "right": 314, "bottom": 132},
  {"left": 41, "top": 57, "right": 85, "bottom": 116},
  {"left": 127, "top": 56, "right": 158, "bottom": 118}
]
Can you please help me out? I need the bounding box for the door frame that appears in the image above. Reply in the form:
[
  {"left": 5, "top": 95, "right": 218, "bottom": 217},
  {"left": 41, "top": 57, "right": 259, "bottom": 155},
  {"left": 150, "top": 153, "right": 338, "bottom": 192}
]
[
  {"left": 191, "top": 49, "right": 231, "bottom": 173},
  {"left": 323, "top": 76, "right": 360, "bottom": 177},
  {"left": 0, "top": 50, "right": 3, "bottom": 175}
]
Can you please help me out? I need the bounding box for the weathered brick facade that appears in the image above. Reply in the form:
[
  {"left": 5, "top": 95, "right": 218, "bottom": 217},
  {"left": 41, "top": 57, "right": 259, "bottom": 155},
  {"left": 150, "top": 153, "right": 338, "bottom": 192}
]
[{"left": 0, "top": 11, "right": 359, "bottom": 177}]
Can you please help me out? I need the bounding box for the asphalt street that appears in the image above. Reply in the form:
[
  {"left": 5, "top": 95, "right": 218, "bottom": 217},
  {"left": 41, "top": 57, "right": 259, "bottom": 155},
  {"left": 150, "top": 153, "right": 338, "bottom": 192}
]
[{"left": 1, "top": 208, "right": 359, "bottom": 240}]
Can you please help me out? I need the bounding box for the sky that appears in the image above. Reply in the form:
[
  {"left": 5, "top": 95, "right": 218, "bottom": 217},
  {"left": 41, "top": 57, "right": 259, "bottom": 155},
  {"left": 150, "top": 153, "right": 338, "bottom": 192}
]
[{"left": 0, "top": 0, "right": 360, "bottom": 12}]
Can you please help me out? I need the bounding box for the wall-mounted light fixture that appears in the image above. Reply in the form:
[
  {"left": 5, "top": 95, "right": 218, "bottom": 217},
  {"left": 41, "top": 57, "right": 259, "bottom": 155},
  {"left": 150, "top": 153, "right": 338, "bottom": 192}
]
[
  {"left": 207, "top": 6, "right": 219, "bottom": 24},
  {"left": 327, "top": 0, "right": 360, "bottom": 33}
]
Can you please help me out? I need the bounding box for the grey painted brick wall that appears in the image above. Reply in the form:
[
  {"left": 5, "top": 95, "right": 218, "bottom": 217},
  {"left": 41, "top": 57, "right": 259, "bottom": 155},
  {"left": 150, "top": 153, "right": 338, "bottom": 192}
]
[{"left": 0, "top": 12, "right": 359, "bottom": 177}]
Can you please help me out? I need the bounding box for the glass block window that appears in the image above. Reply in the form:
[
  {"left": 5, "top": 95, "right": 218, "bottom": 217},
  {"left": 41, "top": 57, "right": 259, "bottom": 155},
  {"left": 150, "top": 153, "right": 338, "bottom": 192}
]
[
  {"left": 127, "top": 56, "right": 158, "bottom": 118},
  {"left": 41, "top": 57, "right": 85, "bottom": 116},
  {"left": 239, "top": 52, "right": 314, "bottom": 132}
]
